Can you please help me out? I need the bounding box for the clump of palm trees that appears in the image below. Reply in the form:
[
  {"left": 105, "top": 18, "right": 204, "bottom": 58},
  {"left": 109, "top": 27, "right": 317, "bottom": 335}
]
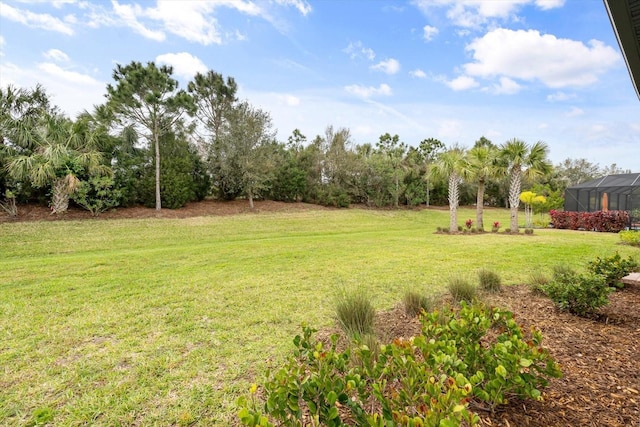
[{"left": 431, "top": 138, "right": 551, "bottom": 234}]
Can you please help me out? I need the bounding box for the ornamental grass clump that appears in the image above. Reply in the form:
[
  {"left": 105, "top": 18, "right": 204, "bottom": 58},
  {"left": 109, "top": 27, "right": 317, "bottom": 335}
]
[
  {"left": 448, "top": 277, "right": 477, "bottom": 303},
  {"left": 402, "top": 289, "right": 434, "bottom": 317},
  {"left": 335, "top": 290, "right": 376, "bottom": 338},
  {"left": 478, "top": 268, "right": 502, "bottom": 293}
]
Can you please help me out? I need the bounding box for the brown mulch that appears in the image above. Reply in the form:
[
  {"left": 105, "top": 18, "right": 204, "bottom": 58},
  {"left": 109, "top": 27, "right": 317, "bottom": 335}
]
[
  {"left": 373, "top": 285, "right": 640, "bottom": 427},
  {"left": 4, "top": 202, "right": 640, "bottom": 426},
  {"left": 0, "top": 199, "right": 331, "bottom": 223}
]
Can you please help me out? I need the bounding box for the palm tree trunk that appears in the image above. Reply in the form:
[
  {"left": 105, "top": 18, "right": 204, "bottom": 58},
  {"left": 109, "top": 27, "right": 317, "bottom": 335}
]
[
  {"left": 51, "top": 179, "right": 70, "bottom": 214},
  {"left": 509, "top": 167, "right": 521, "bottom": 232},
  {"left": 449, "top": 173, "right": 459, "bottom": 232},
  {"left": 476, "top": 179, "right": 485, "bottom": 231}
]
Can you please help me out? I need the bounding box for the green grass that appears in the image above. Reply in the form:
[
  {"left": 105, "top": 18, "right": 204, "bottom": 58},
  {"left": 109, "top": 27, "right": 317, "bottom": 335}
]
[{"left": 0, "top": 207, "right": 636, "bottom": 426}]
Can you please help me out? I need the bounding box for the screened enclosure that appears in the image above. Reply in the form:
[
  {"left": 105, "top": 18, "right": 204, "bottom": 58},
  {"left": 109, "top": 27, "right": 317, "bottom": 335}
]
[{"left": 564, "top": 173, "right": 640, "bottom": 215}]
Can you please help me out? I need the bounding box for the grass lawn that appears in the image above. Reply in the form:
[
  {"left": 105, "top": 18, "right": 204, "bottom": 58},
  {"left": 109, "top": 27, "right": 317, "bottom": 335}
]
[{"left": 0, "top": 207, "right": 635, "bottom": 426}]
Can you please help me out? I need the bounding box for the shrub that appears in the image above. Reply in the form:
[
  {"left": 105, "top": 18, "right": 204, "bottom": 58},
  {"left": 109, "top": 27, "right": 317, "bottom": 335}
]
[
  {"left": 436, "top": 226, "right": 443, "bottom": 233},
  {"left": 549, "top": 210, "right": 629, "bottom": 232},
  {"left": 238, "top": 304, "right": 561, "bottom": 426},
  {"left": 72, "top": 176, "right": 122, "bottom": 216},
  {"left": 442, "top": 227, "right": 450, "bottom": 233},
  {"left": 457, "top": 225, "right": 463, "bottom": 232},
  {"left": 335, "top": 291, "right": 376, "bottom": 338},
  {"left": 586, "top": 252, "right": 639, "bottom": 288},
  {"left": 402, "top": 290, "right": 433, "bottom": 317},
  {"left": 492, "top": 221, "right": 500, "bottom": 233},
  {"left": 448, "top": 277, "right": 477, "bottom": 303},
  {"left": 478, "top": 269, "right": 502, "bottom": 292},
  {"left": 540, "top": 267, "right": 613, "bottom": 316},
  {"left": 504, "top": 228, "right": 511, "bottom": 233},
  {"left": 465, "top": 219, "right": 473, "bottom": 230},
  {"left": 524, "top": 228, "right": 534, "bottom": 235},
  {"left": 619, "top": 230, "right": 640, "bottom": 247}
]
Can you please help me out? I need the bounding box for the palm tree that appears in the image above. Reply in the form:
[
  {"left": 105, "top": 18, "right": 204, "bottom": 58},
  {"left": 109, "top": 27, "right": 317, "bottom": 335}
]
[
  {"left": 468, "top": 145, "right": 499, "bottom": 231},
  {"left": 7, "top": 113, "right": 109, "bottom": 213},
  {"left": 499, "top": 139, "right": 551, "bottom": 233},
  {"left": 431, "top": 146, "right": 469, "bottom": 232}
]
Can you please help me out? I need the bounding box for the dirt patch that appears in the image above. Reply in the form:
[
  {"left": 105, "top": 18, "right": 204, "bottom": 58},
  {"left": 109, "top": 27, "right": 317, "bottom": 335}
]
[{"left": 0, "top": 199, "right": 331, "bottom": 223}]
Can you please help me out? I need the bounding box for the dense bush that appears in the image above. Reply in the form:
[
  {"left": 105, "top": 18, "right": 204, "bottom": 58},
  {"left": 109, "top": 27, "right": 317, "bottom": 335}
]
[
  {"left": 587, "top": 252, "right": 639, "bottom": 288},
  {"left": 540, "top": 266, "right": 613, "bottom": 316},
  {"left": 72, "top": 176, "right": 121, "bottom": 216},
  {"left": 549, "top": 210, "right": 629, "bottom": 232},
  {"left": 619, "top": 230, "right": 640, "bottom": 247},
  {"left": 238, "top": 303, "right": 561, "bottom": 426}
]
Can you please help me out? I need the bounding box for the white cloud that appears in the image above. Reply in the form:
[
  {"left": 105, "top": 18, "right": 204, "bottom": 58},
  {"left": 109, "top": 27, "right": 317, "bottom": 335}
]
[
  {"left": 343, "top": 41, "right": 375, "bottom": 61},
  {"left": 274, "top": 0, "right": 312, "bottom": 16},
  {"left": 112, "top": 0, "right": 165, "bottom": 42},
  {"left": 279, "top": 94, "right": 301, "bottom": 106},
  {"left": 493, "top": 76, "right": 521, "bottom": 94},
  {"left": 155, "top": 52, "right": 208, "bottom": 80},
  {"left": 463, "top": 29, "right": 619, "bottom": 88},
  {"left": 535, "top": 0, "right": 565, "bottom": 10},
  {"left": 410, "top": 69, "right": 427, "bottom": 79},
  {"left": 438, "top": 120, "right": 462, "bottom": 140},
  {"left": 566, "top": 107, "right": 584, "bottom": 117},
  {"left": 371, "top": 58, "right": 400, "bottom": 75},
  {"left": 445, "top": 75, "right": 479, "bottom": 91},
  {"left": 37, "top": 62, "right": 101, "bottom": 86},
  {"left": 412, "top": 0, "right": 565, "bottom": 29},
  {"left": 0, "top": 3, "right": 74, "bottom": 35},
  {"left": 43, "top": 49, "right": 70, "bottom": 63},
  {"left": 423, "top": 25, "right": 439, "bottom": 41},
  {"left": 144, "top": 1, "right": 222, "bottom": 45},
  {"left": 344, "top": 84, "right": 392, "bottom": 98},
  {"left": 546, "top": 91, "right": 575, "bottom": 102}
]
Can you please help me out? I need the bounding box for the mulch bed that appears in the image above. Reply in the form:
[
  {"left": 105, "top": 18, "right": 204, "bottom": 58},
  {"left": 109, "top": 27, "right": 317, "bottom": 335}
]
[{"left": 375, "top": 285, "right": 640, "bottom": 427}]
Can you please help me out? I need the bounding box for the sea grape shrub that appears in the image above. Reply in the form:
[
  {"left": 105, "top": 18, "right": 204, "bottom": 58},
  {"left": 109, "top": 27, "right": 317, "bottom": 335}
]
[
  {"left": 587, "top": 252, "right": 639, "bottom": 288},
  {"left": 420, "top": 302, "right": 561, "bottom": 411},
  {"left": 549, "top": 210, "right": 629, "bottom": 232},
  {"left": 238, "top": 303, "right": 561, "bottom": 426}
]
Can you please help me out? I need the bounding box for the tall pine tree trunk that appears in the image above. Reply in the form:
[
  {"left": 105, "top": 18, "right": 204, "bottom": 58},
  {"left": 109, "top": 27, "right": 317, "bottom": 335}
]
[
  {"left": 476, "top": 178, "right": 485, "bottom": 231},
  {"left": 509, "top": 167, "right": 521, "bottom": 233},
  {"left": 154, "top": 125, "right": 162, "bottom": 211},
  {"left": 449, "top": 173, "right": 459, "bottom": 232}
]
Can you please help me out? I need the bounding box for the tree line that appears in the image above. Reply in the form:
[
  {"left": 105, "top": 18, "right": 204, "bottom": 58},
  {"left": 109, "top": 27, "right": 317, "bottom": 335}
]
[{"left": 0, "top": 61, "right": 631, "bottom": 220}]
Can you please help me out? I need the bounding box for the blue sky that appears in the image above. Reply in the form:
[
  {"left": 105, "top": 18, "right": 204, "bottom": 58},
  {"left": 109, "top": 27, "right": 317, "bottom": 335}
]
[{"left": 1, "top": 0, "right": 638, "bottom": 171}]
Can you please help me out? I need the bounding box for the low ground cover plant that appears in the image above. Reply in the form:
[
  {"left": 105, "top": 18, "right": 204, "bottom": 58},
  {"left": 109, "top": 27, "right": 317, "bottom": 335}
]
[
  {"left": 619, "top": 230, "right": 640, "bottom": 247},
  {"left": 238, "top": 302, "right": 561, "bottom": 426}
]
